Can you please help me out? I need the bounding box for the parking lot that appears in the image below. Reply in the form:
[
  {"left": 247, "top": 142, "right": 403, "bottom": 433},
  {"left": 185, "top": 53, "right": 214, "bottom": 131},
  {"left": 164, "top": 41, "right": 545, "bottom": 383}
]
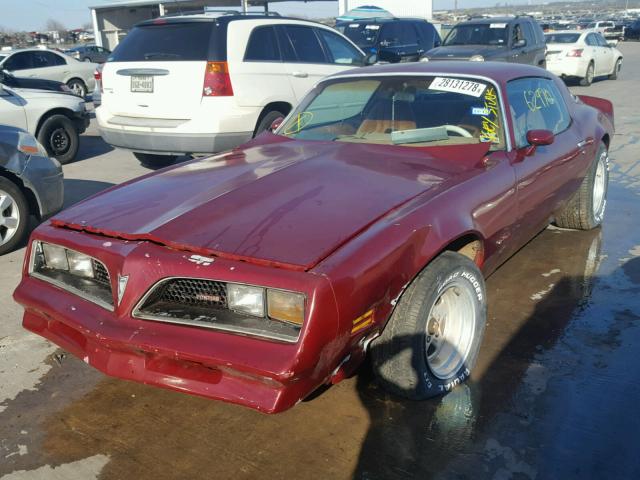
[{"left": 1, "top": 41, "right": 640, "bottom": 480}]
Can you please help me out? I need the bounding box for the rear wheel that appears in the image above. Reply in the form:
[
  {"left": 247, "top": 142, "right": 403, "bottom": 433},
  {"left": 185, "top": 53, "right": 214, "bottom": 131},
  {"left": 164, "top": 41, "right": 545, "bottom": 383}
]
[
  {"left": 580, "top": 62, "right": 595, "bottom": 86},
  {"left": 83, "top": 57, "right": 91, "bottom": 62},
  {"left": 608, "top": 58, "right": 622, "bottom": 80},
  {"left": 0, "top": 177, "right": 29, "bottom": 255},
  {"left": 67, "top": 79, "right": 87, "bottom": 98},
  {"left": 133, "top": 152, "right": 177, "bottom": 168},
  {"left": 371, "top": 251, "right": 487, "bottom": 400},
  {"left": 555, "top": 142, "right": 609, "bottom": 230},
  {"left": 37, "top": 114, "right": 79, "bottom": 164},
  {"left": 254, "top": 110, "right": 286, "bottom": 137}
]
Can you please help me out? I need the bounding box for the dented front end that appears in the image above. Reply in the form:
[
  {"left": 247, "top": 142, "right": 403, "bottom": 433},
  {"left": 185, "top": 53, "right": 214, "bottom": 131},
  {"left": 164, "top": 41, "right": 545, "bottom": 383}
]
[{"left": 13, "top": 223, "right": 344, "bottom": 413}]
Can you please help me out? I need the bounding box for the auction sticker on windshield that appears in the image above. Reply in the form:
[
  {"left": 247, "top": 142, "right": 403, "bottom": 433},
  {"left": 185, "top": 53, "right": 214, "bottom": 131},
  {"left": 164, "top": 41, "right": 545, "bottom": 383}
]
[{"left": 429, "top": 77, "right": 487, "bottom": 98}]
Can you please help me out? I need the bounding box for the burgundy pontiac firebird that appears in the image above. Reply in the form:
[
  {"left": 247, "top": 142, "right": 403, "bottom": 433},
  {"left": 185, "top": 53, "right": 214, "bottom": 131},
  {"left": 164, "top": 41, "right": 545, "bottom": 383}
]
[{"left": 14, "top": 62, "right": 613, "bottom": 413}]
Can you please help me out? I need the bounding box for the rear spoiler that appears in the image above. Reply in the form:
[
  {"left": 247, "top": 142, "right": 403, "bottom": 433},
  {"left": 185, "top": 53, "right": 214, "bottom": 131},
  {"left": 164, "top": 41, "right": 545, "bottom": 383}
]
[{"left": 578, "top": 95, "right": 615, "bottom": 130}]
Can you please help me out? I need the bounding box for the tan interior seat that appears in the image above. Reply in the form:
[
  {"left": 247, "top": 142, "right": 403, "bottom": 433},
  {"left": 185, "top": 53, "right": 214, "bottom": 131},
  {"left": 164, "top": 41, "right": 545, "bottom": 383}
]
[{"left": 356, "top": 99, "right": 417, "bottom": 136}]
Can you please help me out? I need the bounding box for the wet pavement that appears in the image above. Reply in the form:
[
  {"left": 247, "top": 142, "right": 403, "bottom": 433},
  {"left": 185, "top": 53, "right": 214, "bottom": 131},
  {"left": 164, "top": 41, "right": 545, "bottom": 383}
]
[{"left": 2, "top": 44, "right": 640, "bottom": 480}]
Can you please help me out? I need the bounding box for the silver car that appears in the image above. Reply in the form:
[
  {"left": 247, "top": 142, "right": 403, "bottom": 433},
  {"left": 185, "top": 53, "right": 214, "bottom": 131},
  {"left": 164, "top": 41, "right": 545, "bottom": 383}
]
[
  {"left": 0, "top": 125, "right": 63, "bottom": 255},
  {"left": 0, "top": 48, "right": 97, "bottom": 98}
]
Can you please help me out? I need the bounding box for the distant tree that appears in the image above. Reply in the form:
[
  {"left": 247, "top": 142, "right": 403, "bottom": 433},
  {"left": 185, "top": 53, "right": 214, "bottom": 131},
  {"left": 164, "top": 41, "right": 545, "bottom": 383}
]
[
  {"left": 82, "top": 21, "right": 93, "bottom": 32},
  {"left": 45, "top": 19, "right": 66, "bottom": 33}
]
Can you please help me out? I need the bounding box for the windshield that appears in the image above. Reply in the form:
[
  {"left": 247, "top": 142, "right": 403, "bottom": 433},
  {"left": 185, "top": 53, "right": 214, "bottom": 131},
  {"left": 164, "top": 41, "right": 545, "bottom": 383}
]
[
  {"left": 545, "top": 33, "right": 581, "bottom": 43},
  {"left": 337, "top": 23, "right": 380, "bottom": 49},
  {"left": 279, "top": 76, "right": 504, "bottom": 149},
  {"left": 443, "top": 23, "right": 508, "bottom": 46}
]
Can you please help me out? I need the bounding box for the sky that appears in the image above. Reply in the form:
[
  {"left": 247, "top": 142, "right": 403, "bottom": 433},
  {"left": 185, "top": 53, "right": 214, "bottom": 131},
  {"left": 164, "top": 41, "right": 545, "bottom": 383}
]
[{"left": 1, "top": 0, "right": 571, "bottom": 31}]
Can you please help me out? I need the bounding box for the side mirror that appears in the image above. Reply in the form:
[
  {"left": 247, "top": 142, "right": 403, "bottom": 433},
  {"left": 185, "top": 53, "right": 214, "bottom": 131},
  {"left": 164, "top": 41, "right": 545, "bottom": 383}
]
[
  {"left": 514, "top": 38, "right": 527, "bottom": 48},
  {"left": 269, "top": 116, "right": 284, "bottom": 132},
  {"left": 523, "top": 129, "right": 554, "bottom": 156},
  {"left": 364, "top": 52, "right": 378, "bottom": 65}
]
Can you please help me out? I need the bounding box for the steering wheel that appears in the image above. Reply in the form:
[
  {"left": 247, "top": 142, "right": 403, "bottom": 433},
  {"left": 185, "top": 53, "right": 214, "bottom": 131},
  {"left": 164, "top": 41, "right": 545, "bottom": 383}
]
[{"left": 444, "top": 125, "right": 473, "bottom": 138}]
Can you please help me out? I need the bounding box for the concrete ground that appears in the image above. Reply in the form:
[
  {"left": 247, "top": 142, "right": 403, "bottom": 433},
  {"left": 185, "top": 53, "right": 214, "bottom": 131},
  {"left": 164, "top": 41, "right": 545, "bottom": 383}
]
[{"left": 2, "top": 44, "right": 640, "bottom": 480}]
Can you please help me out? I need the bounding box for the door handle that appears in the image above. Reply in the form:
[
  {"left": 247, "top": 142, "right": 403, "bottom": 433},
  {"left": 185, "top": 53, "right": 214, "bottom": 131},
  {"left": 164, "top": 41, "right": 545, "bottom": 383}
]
[
  {"left": 292, "top": 71, "right": 308, "bottom": 78},
  {"left": 577, "top": 140, "right": 588, "bottom": 148}
]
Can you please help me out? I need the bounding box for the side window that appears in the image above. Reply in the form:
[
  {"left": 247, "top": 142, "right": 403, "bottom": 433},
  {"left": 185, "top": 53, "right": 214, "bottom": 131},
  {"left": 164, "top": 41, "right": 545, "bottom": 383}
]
[
  {"left": 47, "top": 52, "right": 66, "bottom": 66},
  {"left": 585, "top": 34, "right": 598, "bottom": 46},
  {"left": 317, "top": 29, "right": 363, "bottom": 65},
  {"left": 275, "top": 26, "right": 296, "bottom": 62},
  {"left": 245, "top": 26, "right": 281, "bottom": 62},
  {"left": 4, "top": 52, "right": 33, "bottom": 71},
  {"left": 379, "top": 23, "right": 419, "bottom": 47},
  {"left": 284, "top": 25, "right": 326, "bottom": 63},
  {"left": 512, "top": 24, "right": 524, "bottom": 45},
  {"left": 522, "top": 22, "right": 536, "bottom": 45},
  {"left": 595, "top": 34, "right": 609, "bottom": 47},
  {"left": 507, "top": 77, "right": 571, "bottom": 148}
]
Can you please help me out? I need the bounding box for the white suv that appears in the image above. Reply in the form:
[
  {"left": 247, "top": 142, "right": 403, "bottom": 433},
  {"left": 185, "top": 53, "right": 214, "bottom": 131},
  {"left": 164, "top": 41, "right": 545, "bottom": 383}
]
[{"left": 97, "top": 13, "right": 366, "bottom": 165}]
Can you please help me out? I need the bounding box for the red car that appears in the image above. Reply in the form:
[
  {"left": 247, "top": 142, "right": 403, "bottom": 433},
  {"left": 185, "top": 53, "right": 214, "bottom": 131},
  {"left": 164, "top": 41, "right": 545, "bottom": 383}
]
[{"left": 14, "top": 62, "right": 613, "bottom": 413}]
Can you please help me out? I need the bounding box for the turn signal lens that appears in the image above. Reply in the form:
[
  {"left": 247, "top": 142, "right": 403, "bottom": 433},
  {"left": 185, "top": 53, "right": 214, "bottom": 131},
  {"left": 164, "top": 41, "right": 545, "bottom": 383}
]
[
  {"left": 203, "top": 61, "right": 233, "bottom": 97},
  {"left": 267, "top": 290, "right": 305, "bottom": 326}
]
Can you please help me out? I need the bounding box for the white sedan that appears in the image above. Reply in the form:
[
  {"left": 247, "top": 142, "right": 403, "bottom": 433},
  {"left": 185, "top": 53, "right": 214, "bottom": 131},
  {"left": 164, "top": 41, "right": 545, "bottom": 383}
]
[
  {"left": 0, "top": 48, "right": 97, "bottom": 98},
  {"left": 545, "top": 30, "right": 623, "bottom": 86}
]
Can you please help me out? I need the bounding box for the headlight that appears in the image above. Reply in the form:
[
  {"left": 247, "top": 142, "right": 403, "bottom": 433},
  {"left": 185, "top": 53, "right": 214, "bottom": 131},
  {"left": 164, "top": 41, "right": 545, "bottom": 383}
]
[
  {"left": 42, "top": 243, "right": 68, "bottom": 270},
  {"left": 267, "top": 289, "right": 305, "bottom": 326},
  {"left": 30, "top": 241, "right": 113, "bottom": 309},
  {"left": 420, "top": 56, "right": 430, "bottom": 62},
  {"left": 470, "top": 55, "right": 485, "bottom": 62},
  {"left": 67, "top": 250, "right": 95, "bottom": 278},
  {"left": 228, "top": 283, "right": 265, "bottom": 317}
]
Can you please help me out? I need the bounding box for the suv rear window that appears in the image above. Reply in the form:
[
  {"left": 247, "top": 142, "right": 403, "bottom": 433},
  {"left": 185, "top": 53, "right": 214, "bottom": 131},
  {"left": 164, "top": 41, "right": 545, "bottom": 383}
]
[{"left": 109, "top": 22, "right": 215, "bottom": 62}]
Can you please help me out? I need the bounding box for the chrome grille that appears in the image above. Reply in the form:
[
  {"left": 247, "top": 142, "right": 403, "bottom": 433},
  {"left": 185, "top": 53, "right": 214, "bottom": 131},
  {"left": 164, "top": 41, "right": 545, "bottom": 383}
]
[
  {"left": 92, "top": 260, "right": 111, "bottom": 288},
  {"left": 145, "top": 278, "right": 227, "bottom": 309}
]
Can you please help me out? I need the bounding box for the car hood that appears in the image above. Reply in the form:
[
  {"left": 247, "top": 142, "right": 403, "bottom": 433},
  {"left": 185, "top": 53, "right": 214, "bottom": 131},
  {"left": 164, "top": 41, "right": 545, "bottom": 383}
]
[
  {"left": 1, "top": 74, "right": 67, "bottom": 93},
  {"left": 427, "top": 45, "right": 505, "bottom": 59},
  {"left": 52, "top": 135, "right": 490, "bottom": 271}
]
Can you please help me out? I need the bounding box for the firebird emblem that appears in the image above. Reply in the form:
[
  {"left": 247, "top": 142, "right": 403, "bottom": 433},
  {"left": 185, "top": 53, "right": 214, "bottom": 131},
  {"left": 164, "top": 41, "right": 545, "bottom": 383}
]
[{"left": 188, "top": 255, "right": 214, "bottom": 266}]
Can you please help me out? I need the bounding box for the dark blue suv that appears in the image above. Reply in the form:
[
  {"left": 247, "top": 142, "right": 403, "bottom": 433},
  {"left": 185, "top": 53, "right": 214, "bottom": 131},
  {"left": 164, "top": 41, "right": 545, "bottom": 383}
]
[{"left": 335, "top": 18, "right": 441, "bottom": 63}]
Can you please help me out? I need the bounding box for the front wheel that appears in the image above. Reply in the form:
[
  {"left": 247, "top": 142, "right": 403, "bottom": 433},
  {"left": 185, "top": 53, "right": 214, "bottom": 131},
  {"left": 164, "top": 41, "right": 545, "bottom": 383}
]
[
  {"left": 580, "top": 62, "right": 595, "bottom": 86},
  {"left": 37, "top": 114, "right": 79, "bottom": 164},
  {"left": 0, "top": 177, "right": 29, "bottom": 255},
  {"left": 555, "top": 142, "right": 609, "bottom": 230},
  {"left": 371, "top": 251, "right": 487, "bottom": 400},
  {"left": 608, "top": 58, "right": 622, "bottom": 80},
  {"left": 254, "top": 110, "right": 286, "bottom": 137}
]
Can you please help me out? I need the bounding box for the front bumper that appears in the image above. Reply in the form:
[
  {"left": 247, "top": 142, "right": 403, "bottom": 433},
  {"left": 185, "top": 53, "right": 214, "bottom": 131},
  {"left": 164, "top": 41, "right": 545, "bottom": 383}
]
[
  {"left": 72, "top": 109, "right": 90, "bottom": 135},
  {"left": 14, "top": 225, "right": 341, "bottom": 413}
]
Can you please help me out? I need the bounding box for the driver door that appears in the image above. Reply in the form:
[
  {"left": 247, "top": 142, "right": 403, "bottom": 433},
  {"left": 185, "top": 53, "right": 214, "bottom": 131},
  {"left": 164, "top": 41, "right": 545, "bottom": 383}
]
[{"left": 507, "top": 77, "right": 587, "bottom": 243}]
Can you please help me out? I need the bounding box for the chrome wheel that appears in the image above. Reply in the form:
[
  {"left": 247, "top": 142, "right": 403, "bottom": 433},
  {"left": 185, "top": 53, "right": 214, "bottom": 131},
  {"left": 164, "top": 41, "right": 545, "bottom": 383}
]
[
  {"left": 0, "top": 190, "right": 21, "bottom": 247},
  {"left": 586, "top": 64, "right": 594, "bottom": 84},
  {"left": 425, "top": 281, "right": 476, "bottom": 380},
  {"left": 69, "top": 82, "right": 86, "bottom": 97},
  {"left": 592, "top": 151, "right": 608, "bottom": 220}
]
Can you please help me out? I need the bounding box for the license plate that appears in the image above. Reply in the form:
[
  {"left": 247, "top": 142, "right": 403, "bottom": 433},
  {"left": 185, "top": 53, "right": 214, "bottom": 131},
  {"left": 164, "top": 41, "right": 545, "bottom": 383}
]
[{"left": 131, "top": 75, "right": 153, "bottom": 93}]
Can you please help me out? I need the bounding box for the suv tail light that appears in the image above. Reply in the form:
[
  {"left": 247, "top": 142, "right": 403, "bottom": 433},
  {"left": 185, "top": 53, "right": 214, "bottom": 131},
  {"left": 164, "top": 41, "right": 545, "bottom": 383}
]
[
  {"left": 567, "top": 48, "right": 584, "bottom": 57},
  {"left": 94, "top": 68, "right": 103, "bottom": 93},
  {"left": 203, "top": 61, "right": 233, "bottom": 97}
]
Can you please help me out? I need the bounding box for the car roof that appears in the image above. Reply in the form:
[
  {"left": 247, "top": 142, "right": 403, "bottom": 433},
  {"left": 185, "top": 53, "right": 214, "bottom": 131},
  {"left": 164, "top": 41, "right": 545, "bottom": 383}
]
[
  {"left": 327, "top": 61, "right": 553, "bottom": 85},
  {"left": 459, "top": 16, "right": 519, "bottom": 25},
  {"left": 137, "top": 13, "right": 324, "bottom": 28},
  {"left": 336, "top": 17, "right": 427, "bottom": 24}
]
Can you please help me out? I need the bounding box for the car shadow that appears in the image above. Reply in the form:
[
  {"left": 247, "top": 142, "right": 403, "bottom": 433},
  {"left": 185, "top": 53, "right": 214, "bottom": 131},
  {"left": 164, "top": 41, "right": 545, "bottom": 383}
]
[
  {"left": 63, "top": 178, "right": 115, "bottom": 208},
  {"left": 71, "top": 135, "right": 114, "bottom": 163},
  {"left": 351, "top": 228, "right": 640, "bottom": 479}
]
